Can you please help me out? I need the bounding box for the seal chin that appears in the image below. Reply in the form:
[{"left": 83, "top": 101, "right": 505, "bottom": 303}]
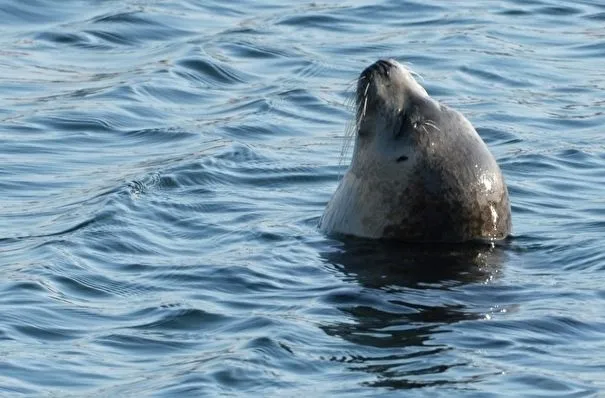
[{"left": 320, "top": 59, "right": 512, "bottom": 242}]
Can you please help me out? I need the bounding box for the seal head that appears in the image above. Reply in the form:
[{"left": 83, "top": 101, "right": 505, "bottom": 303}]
[{"left": 320, "top": 59, "right": 511, "bottom": 242}]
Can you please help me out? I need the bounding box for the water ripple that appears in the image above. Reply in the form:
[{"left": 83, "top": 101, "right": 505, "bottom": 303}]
[{"left": 1, "top": 0, "right": 605, "bottom": 396}]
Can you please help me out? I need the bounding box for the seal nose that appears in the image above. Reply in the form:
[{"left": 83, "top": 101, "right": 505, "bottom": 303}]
[
  {"left": 361, "top": 59, "right": 394, "bottom": 78},
  {"left": 375, "top": 59, "right": 393, "bottom": 73}
]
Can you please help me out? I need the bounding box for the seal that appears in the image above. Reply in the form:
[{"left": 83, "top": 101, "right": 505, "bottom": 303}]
[{"left": 320, "top": 59, "right": 511, "bottom": 242}]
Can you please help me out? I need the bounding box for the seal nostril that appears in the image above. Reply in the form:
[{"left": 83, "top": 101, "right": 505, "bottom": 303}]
[
  {"left": 361, "top": 59, "right": 393, "bottom": 78},
  {"left": 375, "top": 60, "right": 392, "bottom": 75}
]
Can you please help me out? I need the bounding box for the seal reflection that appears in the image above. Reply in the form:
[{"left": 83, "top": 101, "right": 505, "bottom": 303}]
[{"left": 320, "top": 238, "right": 506, "bottom": 389}]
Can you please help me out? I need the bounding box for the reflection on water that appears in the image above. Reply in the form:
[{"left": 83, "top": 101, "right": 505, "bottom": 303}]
[
  {"left": 324, "top": 239, "right": 504, "bottom": 288},
  {"left": 321, "top": 239, "right": 506, "bottom": 389}
]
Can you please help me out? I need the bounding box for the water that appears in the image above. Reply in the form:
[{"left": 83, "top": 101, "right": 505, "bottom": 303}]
[{"left": 1, "top": 0, "right": 604, "bottom": 395}]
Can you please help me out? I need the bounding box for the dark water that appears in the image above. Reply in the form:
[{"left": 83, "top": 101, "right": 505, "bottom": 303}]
[{"left": 1, "top": 0, "right": 605, "bottom": 395}]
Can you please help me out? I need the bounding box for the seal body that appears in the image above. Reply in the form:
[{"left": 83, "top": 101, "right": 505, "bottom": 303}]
[{"left": 320, "top": 59, "right": 511, "bottom": 242}]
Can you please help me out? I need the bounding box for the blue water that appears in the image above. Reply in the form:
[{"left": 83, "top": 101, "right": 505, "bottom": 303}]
[{"left": 1, "top": 0, "right": 605, "bottom": 396}]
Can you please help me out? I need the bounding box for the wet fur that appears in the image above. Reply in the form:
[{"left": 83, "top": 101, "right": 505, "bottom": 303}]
[{"left": 320, "top": 60, "right": 511, "bottom": 242}]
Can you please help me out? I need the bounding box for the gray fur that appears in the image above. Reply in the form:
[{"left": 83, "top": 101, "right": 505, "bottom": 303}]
[{"left": 320, "top": 59, "right": 511, "bottom": 242}]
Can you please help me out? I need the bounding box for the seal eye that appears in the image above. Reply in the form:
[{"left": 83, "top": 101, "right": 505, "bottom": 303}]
[{"left": 396, "top": 155, "right": 408, "bottom": 163}]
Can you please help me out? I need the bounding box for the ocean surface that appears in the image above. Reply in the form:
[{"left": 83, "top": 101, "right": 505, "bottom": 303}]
[{"left": 1, "top": 0, "right": 605, "bottom": 396}]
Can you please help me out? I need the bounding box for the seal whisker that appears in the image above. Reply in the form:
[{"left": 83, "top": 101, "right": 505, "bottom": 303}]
[
  {"left": 355, "top": 81, "right": 370, "bottom": 123},
  {"left": 363, "top": 80, "right": 370, "bottom": 97},
  {"left": 424, "top": 120, "right": 441, "bottom": 132},
  {"left": 361, "top": 95, "right": 368, "bottom": 121},
  {"left": 338, "top": 82, "right": 364, "bottom": 170},
  {"left": 342, "top": 78, "right": 359, "bottom": 116},
  {"left": 344, "top": 91, "right": 356, "bottom": 111},
  {"left": 409, "top": 69, "right": 424, "bottom": 82},
  {"left": 400, "top": 62, "right": 424, "bottom": 82},
  {"left": 339, "top": 119, "right": 356, "bottom": 169},
  {"left": 345, "top": 78, "right": 358, "bottom": 93}
]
